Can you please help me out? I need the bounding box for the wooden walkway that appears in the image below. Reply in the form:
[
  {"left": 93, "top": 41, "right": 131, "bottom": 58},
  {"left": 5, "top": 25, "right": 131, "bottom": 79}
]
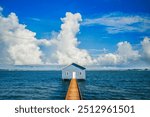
[{"left": 65, "top": 78, "right": 81, "bottom": 100}]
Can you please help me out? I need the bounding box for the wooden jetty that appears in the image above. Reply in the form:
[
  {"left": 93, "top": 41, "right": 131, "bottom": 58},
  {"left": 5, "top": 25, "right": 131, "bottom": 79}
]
[{"left": 65, "top": 77, "right": 82, "bottom": 100}]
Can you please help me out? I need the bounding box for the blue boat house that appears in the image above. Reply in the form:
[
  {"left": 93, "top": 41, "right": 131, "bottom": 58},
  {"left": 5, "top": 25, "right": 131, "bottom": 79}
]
[{"left": 62, "top": 63, "right": 86, "bottom": 80}]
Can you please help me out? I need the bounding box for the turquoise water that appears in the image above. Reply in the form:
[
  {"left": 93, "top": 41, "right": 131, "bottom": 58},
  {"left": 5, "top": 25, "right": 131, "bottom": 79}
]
[{"left": 0, "top": 70, "right": 150, "bottom": 100}]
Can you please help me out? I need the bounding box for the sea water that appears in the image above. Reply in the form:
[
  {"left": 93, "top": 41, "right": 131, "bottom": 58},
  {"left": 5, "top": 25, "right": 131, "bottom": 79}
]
[{"left": 0, "top": 70, "right": 150, "bottom": 100}]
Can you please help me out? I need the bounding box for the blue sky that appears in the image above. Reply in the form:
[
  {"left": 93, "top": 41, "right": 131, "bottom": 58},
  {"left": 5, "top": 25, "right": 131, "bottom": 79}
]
[
  {"left": 0, "top": 0, "right": 150, "bottom": 67},
  {"left": 1, "top": 0, "right": 150, "bottom": 49}
]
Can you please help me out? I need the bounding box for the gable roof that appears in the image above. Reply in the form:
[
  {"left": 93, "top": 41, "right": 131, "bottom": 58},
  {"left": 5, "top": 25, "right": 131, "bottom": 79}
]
[
  {"left": 71, "top": 63, "right": 86, "bottom": 70},
  {"left": 62, "top": 63, "right": 86, "bottom": 70}
]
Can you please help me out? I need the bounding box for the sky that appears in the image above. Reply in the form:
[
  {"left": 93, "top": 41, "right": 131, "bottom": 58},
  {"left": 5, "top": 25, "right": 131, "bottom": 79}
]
[{"left": 0, "top": 0, "right": 150, "bottom": 68}]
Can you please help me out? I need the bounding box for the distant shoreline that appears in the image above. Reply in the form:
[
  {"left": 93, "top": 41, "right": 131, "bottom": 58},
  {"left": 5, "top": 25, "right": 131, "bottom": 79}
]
[
  {"left": 0, "top": 64, "right": 150, "bottom": 71},
  {"left": 0, "top": 69, "right": 149, "bottom": 71}
]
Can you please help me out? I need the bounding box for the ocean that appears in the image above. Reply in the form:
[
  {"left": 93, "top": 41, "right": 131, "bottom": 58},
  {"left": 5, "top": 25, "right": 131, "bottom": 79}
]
[{"left": 0, "top": 70, "right": 150, "bottom": 100}]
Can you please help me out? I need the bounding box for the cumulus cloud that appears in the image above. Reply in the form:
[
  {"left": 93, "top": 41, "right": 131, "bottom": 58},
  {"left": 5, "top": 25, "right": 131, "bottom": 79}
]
[
  {"left": 117, "top": 41, "right": 140, "bottom": 62},
  {"left": 141, "top": 37, "right": 150, "bottom": 63},
  {"left": 45, "top": 12, "right": 93, "bottom": 65},
  {"left": 82, "top": 13, "right": 150, "bottom": 34},
  {"left": 0, "top": 11, "right": 43, "bottom": 64},
  {"left": 0, "top": 7, "right": 149, "bottom": 67},
  {"left": 96, "top": 53, "right": 120, "bottom": 66},
  {"left": 0, "top": 8, "right": 93, "bottom": 65},
  {"left": 96, "top": 41, "right": 140, "bottom": 66}
]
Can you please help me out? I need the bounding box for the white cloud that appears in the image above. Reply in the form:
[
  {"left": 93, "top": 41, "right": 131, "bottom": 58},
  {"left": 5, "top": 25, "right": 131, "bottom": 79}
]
[
  {"left": 96, "top": 53, "right": 120, "bottom": 66},
  {"left": 95, "top": 41, "right": 140, "bottom": 66},
  {"left": 0, "top": 8, "right": 93, "bottom": 65},
  {"left": 117, "top": 41, "right": 140, "bottom": 62},
  {"left": 82, "top": 13, "right": 150, "bottom": 34},
  {"left": 141, "top": 37, "right": 150, "bottom": 63},
  {"left": 0, "top": 11, "right": 43, "bottom": 65},
  {"left": 0, "top": 6, "right": 149, "bottom": 67},
  {"left": 45, "top": 12, "right": 93, "bottom": 65}
]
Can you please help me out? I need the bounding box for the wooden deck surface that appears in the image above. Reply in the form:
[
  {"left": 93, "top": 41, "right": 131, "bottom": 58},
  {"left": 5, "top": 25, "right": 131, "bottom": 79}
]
[{"left": 65, "top": 78, "right": 81, "bottom": 100}]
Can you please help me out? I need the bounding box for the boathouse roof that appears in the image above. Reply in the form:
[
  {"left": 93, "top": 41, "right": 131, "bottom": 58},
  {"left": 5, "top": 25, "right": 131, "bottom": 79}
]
[{"left": 63, "top": 63, "right": 86, "bottom": 70}]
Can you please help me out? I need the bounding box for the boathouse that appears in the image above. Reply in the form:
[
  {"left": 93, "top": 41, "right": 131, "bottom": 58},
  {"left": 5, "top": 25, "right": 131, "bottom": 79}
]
[{"left": 62, "top": 63, "right": 86, "bottom": 80}]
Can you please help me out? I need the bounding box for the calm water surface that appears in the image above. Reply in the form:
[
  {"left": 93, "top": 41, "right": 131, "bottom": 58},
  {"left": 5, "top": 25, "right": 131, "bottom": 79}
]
[{"left": 0, "top": 70, "right": 150, "bottom": 100}]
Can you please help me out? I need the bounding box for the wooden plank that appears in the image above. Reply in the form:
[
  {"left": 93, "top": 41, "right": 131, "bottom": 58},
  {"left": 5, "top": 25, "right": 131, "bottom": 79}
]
[{"left": 65, "top": 78, "right": 81, "bottom": 100}]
